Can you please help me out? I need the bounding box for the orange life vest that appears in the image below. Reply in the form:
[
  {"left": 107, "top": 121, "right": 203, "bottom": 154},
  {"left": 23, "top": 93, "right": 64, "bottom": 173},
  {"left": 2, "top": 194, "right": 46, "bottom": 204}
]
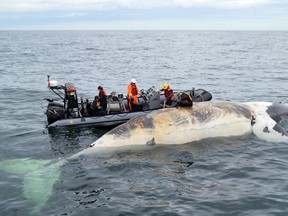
[
  {"left": 128, "top": 83, "right": 138, "bottom": 96},
  {"left": 164, "top": 87, "right": 174, "bottom": 100},
  {"left": 128, "top": 83, "right": 139, "bottom": 110}
]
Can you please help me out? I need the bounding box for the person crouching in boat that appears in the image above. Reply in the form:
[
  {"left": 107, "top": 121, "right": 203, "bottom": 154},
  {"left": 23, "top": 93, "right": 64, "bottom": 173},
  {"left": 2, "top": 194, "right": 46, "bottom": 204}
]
[
  {"left": 127, "top": 78, "right": 142, "bottom": 111},
  {"left": 86, "top": 96, "right": 100, "bottom": 116},
  {"left": 160, "top": 83, "right": 174, "bottom": 108},
  {"left": 86, "top": 86, "right": 107, "bottom": 116},
  {"left": 176, "top": 92, "right": 193, "bottom": 108}
]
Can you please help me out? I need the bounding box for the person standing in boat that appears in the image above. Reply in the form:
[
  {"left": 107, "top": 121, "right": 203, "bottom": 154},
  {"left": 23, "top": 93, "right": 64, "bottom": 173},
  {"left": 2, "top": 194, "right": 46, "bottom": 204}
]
[
  {"left": 98, "top": 86, "right": 107, "bottom": 110},
  {"left": 160, "top": 83, "right": 174, "bottom": 108},
  {"left": 127, "top": 78, "right": 142, "bottom": 111}
]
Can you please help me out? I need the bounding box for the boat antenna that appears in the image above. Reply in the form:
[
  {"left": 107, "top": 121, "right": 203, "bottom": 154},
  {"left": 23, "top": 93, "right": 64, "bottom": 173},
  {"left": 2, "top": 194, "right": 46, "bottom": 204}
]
[{"left": 47, "top": 75, "right": 50, "bottom": 88}]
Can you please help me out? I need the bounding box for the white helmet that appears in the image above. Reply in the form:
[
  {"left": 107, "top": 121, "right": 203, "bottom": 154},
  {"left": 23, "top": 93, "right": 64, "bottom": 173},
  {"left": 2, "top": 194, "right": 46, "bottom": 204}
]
[{"left": 131, "top": 78, "right": 137, "bottom": 83}]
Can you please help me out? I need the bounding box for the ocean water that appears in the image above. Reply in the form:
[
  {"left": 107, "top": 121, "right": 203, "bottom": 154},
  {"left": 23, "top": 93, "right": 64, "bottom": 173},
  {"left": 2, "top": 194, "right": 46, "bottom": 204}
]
[{"left": 0, "top": 31, "right": 288, "bottom": 216}]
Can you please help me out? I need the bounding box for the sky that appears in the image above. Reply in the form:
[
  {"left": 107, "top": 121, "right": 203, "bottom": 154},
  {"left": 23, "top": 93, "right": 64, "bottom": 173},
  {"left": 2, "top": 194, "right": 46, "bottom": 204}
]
[{"left": 0, "top": 0, "right": 288, "bottom": 30}]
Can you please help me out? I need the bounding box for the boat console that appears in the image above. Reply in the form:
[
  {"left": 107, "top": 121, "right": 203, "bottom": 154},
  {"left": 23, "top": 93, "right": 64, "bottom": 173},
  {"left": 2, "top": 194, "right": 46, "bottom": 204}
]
[{"left": 144, "top": 86, "right": 162, "bottom": 110}]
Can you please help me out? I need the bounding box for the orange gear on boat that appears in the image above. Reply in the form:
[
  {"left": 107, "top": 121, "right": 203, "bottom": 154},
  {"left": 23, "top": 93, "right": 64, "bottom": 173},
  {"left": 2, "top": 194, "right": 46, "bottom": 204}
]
[
  {"left": 128, "top": 80, "right": 141, "bottom": 111},
  {"left": 164, "top": 86, "right": 174, "bottom": 101}
]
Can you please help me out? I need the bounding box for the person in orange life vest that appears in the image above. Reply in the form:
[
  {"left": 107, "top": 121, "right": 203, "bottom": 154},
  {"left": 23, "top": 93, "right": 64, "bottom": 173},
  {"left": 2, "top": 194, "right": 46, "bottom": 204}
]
[
  {"left": 160, "top": 83, "right": 174, "bottom": 107},
  {"left": 127, "top": 78, "right": 142, "bottom": 111},
  {"left": 98, "top": 86, "right": 107, "bottom": 110}
]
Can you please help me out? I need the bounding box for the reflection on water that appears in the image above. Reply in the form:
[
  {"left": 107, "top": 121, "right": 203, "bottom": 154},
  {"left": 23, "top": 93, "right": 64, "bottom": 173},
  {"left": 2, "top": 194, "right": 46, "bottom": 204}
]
[
  {"left": 48, "top": 127, "right": 109, "bottom": 156},
  {"left": 43, "top": 136, "right": 276, "bottom": 216}
]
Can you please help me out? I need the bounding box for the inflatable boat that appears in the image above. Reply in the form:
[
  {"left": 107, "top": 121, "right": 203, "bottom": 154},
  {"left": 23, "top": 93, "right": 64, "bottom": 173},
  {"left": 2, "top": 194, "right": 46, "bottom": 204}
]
[{"left": 44, "top": 76, "right": 212, "bottom": 128}]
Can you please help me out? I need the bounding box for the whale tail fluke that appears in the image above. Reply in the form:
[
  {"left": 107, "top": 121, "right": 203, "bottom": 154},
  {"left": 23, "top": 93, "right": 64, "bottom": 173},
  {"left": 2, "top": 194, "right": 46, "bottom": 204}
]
[{"left": 0, "top": 158, "right": 65, "bottom": 215}]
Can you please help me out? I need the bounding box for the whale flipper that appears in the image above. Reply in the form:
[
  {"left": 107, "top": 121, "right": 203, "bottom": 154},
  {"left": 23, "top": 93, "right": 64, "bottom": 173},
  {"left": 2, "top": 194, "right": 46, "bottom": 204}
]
[
  {"left": 266, "top": 102, "right": 288, "bottom": 123},
  {"left": 247, "top": 102, "right": 288, "bottom": 142},
  {"left": 0, "top": 158, "right": 65, "bottom": 214},
  {"left": 271, "top": 123, "right": 288, "bottom": 136}
]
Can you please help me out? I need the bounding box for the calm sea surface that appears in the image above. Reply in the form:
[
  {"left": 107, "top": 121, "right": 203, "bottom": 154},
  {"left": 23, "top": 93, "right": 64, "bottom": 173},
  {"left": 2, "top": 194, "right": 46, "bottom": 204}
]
[{"left": 0, "top": 31, "right": 288, "bottom": 215}]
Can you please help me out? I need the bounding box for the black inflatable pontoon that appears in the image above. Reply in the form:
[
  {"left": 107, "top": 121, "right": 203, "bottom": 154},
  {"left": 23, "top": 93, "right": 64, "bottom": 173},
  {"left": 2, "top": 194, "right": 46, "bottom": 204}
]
[{"left": 44, "top": 77, "right": 212, "bottom": 128}]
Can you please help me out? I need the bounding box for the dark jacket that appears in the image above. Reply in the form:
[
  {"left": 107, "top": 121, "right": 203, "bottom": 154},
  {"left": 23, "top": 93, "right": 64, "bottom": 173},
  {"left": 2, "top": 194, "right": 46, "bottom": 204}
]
[
  {"left": 176, "top": 92, "right": 193, "bottom": 107},
  {"left": 98, "top": 89, "right": 107, "bottom": 109}
]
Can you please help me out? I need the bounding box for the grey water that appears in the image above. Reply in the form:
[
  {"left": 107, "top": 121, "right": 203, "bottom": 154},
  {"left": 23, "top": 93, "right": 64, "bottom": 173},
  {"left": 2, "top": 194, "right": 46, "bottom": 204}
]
[{"left": 0, "top": 31, "right": 288, "bottom": 216}]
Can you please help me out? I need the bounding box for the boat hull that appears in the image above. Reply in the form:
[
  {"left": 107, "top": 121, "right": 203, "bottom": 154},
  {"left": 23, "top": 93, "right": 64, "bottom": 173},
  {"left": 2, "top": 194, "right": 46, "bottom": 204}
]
[{"left": 46, "top": 88, "right": 212, "bottom": 128}]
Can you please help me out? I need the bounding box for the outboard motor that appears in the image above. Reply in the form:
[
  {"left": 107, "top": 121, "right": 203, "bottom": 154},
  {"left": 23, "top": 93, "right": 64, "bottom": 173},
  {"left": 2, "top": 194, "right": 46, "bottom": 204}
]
[
  {"left": 65, "top": 82, "right": 79, "bottom": 117},
  {"left": 46, "top": 101, "right": 65, "bottom": 125}
]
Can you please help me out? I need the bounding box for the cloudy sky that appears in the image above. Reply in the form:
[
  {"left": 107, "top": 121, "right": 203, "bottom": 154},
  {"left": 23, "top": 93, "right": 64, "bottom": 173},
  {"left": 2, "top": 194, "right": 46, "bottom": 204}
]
[{"left": 0, "top": 0, "right": 288, "bottom": 30}]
